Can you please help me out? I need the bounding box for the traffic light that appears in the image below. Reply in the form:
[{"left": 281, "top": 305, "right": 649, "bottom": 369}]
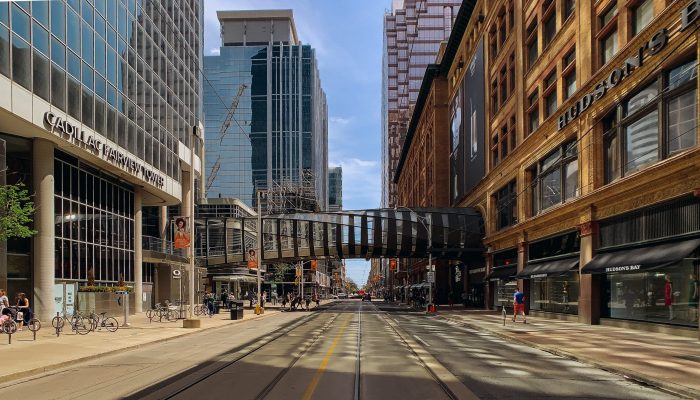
[
  {"left": 389, "top": 259, "right": 397, "bottom": 271},
  {"left": 310, "top": 260, "right": 317, "bottom": 271}
]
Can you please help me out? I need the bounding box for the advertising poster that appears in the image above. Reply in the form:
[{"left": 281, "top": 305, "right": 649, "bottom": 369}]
[
  {"left": 463, "top": 39, "right": 486, "bottom": 195},
  {"left": 450, "top": 81, "right": 464, "bottom": 203},
  {"left": 174, "top": 216, "right": 191, "bottom": 249}
]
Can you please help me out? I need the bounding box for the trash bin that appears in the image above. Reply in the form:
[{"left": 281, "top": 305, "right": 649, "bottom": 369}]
[{"left": 230, "top": 301, "right": 244, "bottom": 320}]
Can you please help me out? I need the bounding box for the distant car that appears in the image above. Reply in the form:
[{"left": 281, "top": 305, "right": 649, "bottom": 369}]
[
  {"left": 337, "top": 293, "right": 348, "bottom": 299},
  {"left": 350, "top": 293, "right": 362, "bottom": 299}
]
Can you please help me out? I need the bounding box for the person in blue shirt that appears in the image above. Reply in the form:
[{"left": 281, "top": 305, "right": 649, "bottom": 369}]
[{"left": 513, "top": 287, "right": 527, "bottom": 324}]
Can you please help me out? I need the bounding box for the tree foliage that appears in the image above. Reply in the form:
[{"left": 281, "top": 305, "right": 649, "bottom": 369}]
[
  {"left": 345, "top": 278, "right": 359, "bottom": 293},
  {"left": 0, "top": 182, "right": 37, "bottom": 241}
]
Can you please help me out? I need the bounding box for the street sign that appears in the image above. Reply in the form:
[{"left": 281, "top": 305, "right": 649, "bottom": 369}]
[{"left": 427, "top": 271, "right": 435, "bottom": 283}]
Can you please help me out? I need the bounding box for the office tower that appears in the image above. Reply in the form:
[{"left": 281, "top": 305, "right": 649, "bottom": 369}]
[
  {"left": 328, "top": 166, "right": 342, "bottom": 211},
  {"left": 204, "top": 10, "right": 328, "bottom": 211},
  {"left": 381, "top": 0, "right": 461, "bottom": 207}
]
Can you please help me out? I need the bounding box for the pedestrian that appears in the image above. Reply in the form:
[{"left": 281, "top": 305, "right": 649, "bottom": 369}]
[
  {"left": 461, "top": 291, "right": 467, "bottom": 307},
  {"left": 262, "top": 292, "right": 267, "bottom": 308},
  {"left": 221, "top": 290, "right": 228, "bottom": 309},
  {"left": 665, "top": 275, "right": 674, "bottom": 320},
  {"left": 281, "top": 293, "right": 288, "bottom": 310},
  {"left": 314, "top": 292, "right": 320, "bottom": 308},
  {"left": 512, "top": 287, "right": 526, "bottom": 324},
  {"left": 272, "top": 291, "right": 278, "bottom": 305},
  {"left": 204, "top": 290, "right": 215, "bottom": 316},
  {"left": 15, "top": 292, "right": 31, "bottom": 330},
  {"left": 228, "top": 292, "right": 236, "bottom": 308},
  {"left": 248, "top": 291, "right": 254, "bottom": 308},
  {"left": 0, "top": 289, "right": 9, "bottom": 315},
  {"left": 305, "top": 294, "right": 311, "bottom": 311}
]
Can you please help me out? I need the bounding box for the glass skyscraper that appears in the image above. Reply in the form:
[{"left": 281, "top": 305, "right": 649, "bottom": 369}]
[
  {"left": 328, "top": 166, "right": 342, "bottom": 212},
  {"left": 204, "top": 10, "right": 328, "bottom": 210},
  {"left": 0, "top": 0, "right": 204, "bottom": 321}
]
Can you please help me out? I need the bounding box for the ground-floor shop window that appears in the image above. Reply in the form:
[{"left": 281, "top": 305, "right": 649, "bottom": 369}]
[
  {"left": 602, "top": 260, "right": 699, "bottom": 327},
  {"left": 530, "top": 271, "right": 579, "bottom": 314},
  {"left": 492, "top": 279, "right": 517, "bottom": 309}
]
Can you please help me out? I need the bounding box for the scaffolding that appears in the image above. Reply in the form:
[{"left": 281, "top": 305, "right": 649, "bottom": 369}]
[{"left": 260, "top": 170, "right": 319, "bottom": 214}]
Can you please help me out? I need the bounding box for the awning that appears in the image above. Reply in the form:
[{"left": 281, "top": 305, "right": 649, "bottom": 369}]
[
  {"left": 485, "top": 265, "right": 517, "bottom": 281},
  {"left": 582, "top": 238, "right": 700, "bottom": 274},
  {"left": 212, "top": 275, "right": 259, "bottom": 283},
  {"left": 517, "top": 258, "right": 579, "bottom": 279}
]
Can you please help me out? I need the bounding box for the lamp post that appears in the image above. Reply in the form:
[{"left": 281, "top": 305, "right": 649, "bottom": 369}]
[
  {"left": 255, "top": 190, "right": 264, "bottom": 315},
  {"left": 395, "top": 206, "right": 433, "bottom": 312}
]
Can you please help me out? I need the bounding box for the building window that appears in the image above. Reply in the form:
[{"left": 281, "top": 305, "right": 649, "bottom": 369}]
[
  {"left": 531, "top": 141, "right": 578, "bottom": 214},
  {"left": 564, "top": 0, "right": 576, "bottom": 21},
  {"left": 632, "top": 0, "right": 654, "bottom": 37},
  {"left": 599, "top": 4, "right": 618, "bottom": 66},
  {"left": 544, "top": 70, "right": 557, "bottom": 118},
  {"left": 542, "top": 0, "right": 556, "bottom": 48},
  {"left": 526, "top": 20, "right": 538, "bottom": 70},
  {"left": 527, "top": 89, "right": 539, "bottom": 135},
  {"left": 495, "top": 180, "right": 517, "bottom": 230},
  {"left": 603, "top": 58, "right": 698, "bottom": 183},
  {"left": 491, "top": 113, "right": 516, "bottom": 168},
  {"left": 563, "top": 47, "right": 576, "bottom": 99}
]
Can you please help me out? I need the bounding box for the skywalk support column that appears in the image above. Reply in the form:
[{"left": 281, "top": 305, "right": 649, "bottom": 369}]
[
  {"left": 33, "top": 139, "right": 55, "bottom": 322},
  {"left": 134, "top": 187, "right": 143, "bottom": 313},
  {"left": 182, "top": 169, "right": 197, "bottom": 327}
]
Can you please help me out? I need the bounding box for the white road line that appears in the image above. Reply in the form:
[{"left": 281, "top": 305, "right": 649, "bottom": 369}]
[{"left": 413, "top": 334, "right": 431, "bottom": 347}]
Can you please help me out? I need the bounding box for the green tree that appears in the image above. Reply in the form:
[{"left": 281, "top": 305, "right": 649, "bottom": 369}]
[
  {"left": 345, "top": 278, "right": 359, "bottom": 293},
  {"left": 0, "top": 182, "right": 37, "bottom": 241},
  {"left": 271, "top": 263, "right": 291, "bottom": 283}
]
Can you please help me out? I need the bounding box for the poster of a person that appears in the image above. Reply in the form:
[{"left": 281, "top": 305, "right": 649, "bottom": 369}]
[{"left": 174, "top": 217, "right": 191, "bottom": 249}]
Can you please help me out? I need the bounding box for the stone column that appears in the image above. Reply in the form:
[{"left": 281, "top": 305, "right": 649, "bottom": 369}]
[
  {"left": 32, "top": 139, "right": 55, "bottom": 322},
  {"left": 578, "top": 221, "right": 600, "bottom": 325},
  {"left": 133, "top": 187, "right": 143, "bottom": 313},
  {"left": 517, "top": 238, "right": 528, "bottom": 312}
]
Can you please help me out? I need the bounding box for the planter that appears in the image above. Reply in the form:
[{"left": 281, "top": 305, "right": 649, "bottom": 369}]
[{"left": 77, "top": 292, "right": 136, "bottom": 317}]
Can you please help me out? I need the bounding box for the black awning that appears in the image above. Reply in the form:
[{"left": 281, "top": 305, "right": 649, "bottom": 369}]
[
  {"left": 516, "top": 258, "right": 579, "bottom": 279},
  {"left": 485, "top": 265, "right": 517, "bottom": 281},
  {"left": 582, "top": 238, "right": 700, "bottom": 274}
]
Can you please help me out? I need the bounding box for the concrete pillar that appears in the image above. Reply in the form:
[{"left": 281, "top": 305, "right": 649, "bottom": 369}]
[
  {"left": 578, "top": 221, "right": 600, "bottom": 325},
  {"left": 517, "top": 238, "right": 528, "bottom": 313},
  {"left": 133, "top": 187, "right": 143, "bottom": 313},
  {"left": 32, "top": 139, "right": 55, "bottom": 322},
  {"left": 182, "top": 170, "right": 195, "bottom": 318},
  {"left": 159, "top": 205, "right": 168, "bottom": 252}
]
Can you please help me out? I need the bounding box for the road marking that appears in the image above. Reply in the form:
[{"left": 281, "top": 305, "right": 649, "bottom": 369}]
[
  {"left": 302, "top": 316, "right": 352, "bottom": 400},
  {"left": 413, "top": 334, "right": 431, "bottom": 347}
]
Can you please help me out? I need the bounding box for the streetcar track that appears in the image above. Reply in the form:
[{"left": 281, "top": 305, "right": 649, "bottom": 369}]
[
  {"left": 378, "top": 311, "right": 459, "bottom": 400},
  {"left": 156, "top": 302, "right": 353, "bottom": 400},
  {"left": 353, "top": 301, "right": 361, "bottom": 400}
]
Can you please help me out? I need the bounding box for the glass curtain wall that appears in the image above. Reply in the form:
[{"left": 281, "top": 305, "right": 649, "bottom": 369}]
[{"left": 54, "top": 151, "right": 135, "bottom": 285}]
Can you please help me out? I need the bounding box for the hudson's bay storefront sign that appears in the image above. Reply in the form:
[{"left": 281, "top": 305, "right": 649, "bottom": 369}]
[
  {"left": 44, "top": 112, "right": 164, "bottom": 188},
  {"left": 558, "top": 0, "right": 699, "bottom": 131}
]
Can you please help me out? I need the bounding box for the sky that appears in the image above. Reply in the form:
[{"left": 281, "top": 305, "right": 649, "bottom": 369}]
[{"left": 203, "top": 0, "right": 391, "bottom": 286}]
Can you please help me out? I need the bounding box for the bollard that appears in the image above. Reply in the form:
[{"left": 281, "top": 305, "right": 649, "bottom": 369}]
[{"left": 55, "top": 312, "right": 61, "bottom": 337}]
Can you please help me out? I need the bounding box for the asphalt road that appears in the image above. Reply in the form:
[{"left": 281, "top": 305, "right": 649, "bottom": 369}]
[{"left": 0, "top": 301, "right": 679, "bottom": 399}]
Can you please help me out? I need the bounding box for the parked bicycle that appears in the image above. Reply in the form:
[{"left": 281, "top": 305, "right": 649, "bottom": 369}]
[
  {"left": 88, "top": 312, "right": 119, "bottom": 332},
  {"left": 146, "top": 303, "right": 178, "bottom": 322},
  {"left": 52, "top": 311, "right": 92, "bottom": 335},
  {"left": 192, "top": 303, "right": 213, "bottom": 317}
]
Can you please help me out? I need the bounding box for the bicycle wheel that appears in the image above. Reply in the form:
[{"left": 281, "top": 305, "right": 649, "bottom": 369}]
[
  {"left": 167, "top": 309, "right": 179, "bottom": 322},
  {"left": 193, "top": 305, "right": 202, "bottom": 316},
  {"left": 28, "top": 318, "right": 41, "bottom": 332},
  {"left": 103, "top": 317, "right": 119, "bottom": 332},
  {"left": 73, "top": 316, "right": 91, "bottom": 335},
  {"left": 146, "top": 309, "right": 154, "bottom": 320},
  {"left": 2, "top": 319, "right": 17, "bottom": 334},
  {"left": 51, "top": 316, "right": 65, "bottom": 330},
  {"left": 89, "top": 314, "right": 99, "bottom": 332}
]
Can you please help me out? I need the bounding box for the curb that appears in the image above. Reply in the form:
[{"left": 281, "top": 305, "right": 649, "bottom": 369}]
[
  {"left": 0, "top": 310, "right": 279, "bottom": 386},
  {"left": 435, "top": 314, "right": 698, "bottom": 400}
]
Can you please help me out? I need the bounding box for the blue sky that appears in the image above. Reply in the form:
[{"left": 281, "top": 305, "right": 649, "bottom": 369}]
[{"left": 203, "top": 0, "right": 391, "bottom": 286}]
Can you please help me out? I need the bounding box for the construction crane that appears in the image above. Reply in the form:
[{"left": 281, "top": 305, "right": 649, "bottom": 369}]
[{"left": 205, "top": 83, "right": 247, "bottom": 194}]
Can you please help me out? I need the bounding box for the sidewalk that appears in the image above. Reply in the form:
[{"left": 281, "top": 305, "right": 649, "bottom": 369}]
[
  {"left": 0, "top": 307, "right": 284, "bottom": 384},
  {"left": 434, "top": 307, "right": 700, "bottom": 399}
]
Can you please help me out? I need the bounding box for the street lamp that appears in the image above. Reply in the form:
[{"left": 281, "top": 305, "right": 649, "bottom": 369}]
[
  {"left": 255, "top": 190, "right": 265, "bottom": 315},
  {"left": 395, "top": 206, "right": 433, "bottom": 312}
]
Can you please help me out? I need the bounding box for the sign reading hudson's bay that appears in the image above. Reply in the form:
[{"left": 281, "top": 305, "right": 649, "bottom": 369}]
[{"left": 44, "top": 112, "right": 165, "bottom": 188}]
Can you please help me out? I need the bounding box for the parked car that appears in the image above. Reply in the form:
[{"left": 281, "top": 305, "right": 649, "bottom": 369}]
[{"left": 337, "top": 293, "right": 348, "bottom": 299}]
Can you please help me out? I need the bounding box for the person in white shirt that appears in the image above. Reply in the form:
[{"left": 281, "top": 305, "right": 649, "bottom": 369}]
[{"left": 0, "top": 289, "right": 8, "bottom": 314}]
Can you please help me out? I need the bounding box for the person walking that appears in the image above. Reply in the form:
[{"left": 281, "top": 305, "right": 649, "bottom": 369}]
[
  {"left": 15, "top": 292, "right": 31, "bottom": 330},
  {"left": 305, "top": 294, "right": 311, "bottom": 311},
  {"left": 272, "top": 291, "right": 278, "bottom": 306},
  {"left": 220, "top": 290, "right": 228, "bottom": 309},
  {"left": 512, "top": 287, "right": 526, "bottom": 324},
  {"left": 281, "top": 293, "right": 288, "bottom": 310}
]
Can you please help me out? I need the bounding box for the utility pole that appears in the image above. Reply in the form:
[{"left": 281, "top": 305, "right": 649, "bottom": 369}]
[
  {"left": 427, "top": 213, "right": 432, "bottom": 312},
  {"left": 256, "top": 190, "right": 263, "bottom": 314}
]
